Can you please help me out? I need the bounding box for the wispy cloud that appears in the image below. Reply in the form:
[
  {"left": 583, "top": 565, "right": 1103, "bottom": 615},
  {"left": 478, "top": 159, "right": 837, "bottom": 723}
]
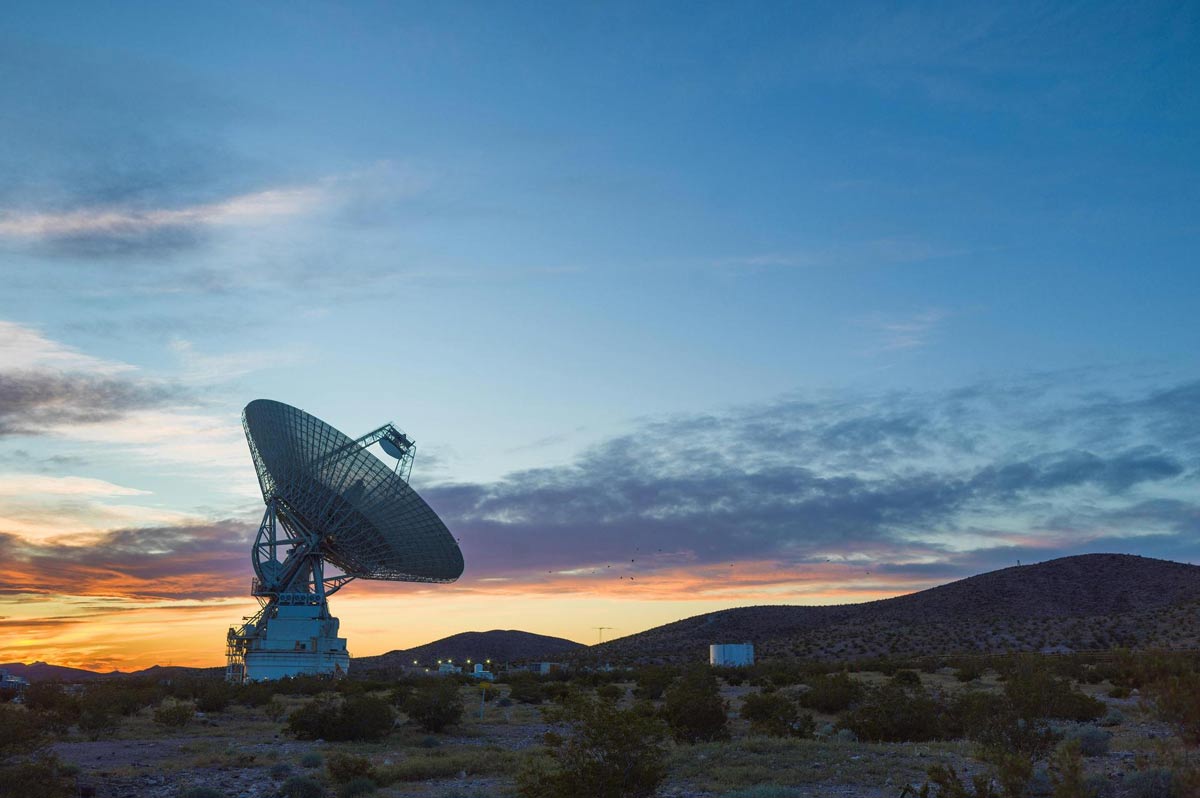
[
  {"left": 0, "top": 185, "right": 323, "bottom": 241},
  {"left": 860, "top": 308, "right": 950, "bottom": 351}
]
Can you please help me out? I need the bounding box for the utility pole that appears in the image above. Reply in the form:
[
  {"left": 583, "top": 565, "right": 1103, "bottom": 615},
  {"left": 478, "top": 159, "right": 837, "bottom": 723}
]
[{"left": 593, "top": 626, "right": 614, "bottom": 644}]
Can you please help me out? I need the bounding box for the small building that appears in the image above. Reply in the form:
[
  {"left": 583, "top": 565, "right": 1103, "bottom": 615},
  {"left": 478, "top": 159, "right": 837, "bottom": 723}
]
[
  {"left": 525, "top": 662, "right": 567, "bottom": 675},
  {"left": 709, "top": 642, "right": 754, "bottom": 667},
  {"left": 0, "top": 669, "right": 29, "bottom": 693},
  {"left": 437, "top": 662, "right": 462, "bottom": 675},
  {"left": 470, "top": 663, "right": 495, "bottom": 681}
]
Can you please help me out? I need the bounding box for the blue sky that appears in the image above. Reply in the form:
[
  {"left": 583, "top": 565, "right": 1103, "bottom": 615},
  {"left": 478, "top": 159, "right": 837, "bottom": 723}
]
[{"left": 0, "top": 1, "right": 1197, "bottom": 668}]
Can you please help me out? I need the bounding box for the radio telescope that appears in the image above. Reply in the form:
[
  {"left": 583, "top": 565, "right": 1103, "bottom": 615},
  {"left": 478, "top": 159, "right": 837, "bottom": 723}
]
[{"left": 226, "top": 400, "right": 463, "bottom": 682}]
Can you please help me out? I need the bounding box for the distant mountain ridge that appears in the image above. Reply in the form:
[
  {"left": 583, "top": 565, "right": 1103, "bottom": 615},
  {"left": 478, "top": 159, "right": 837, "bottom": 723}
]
[
  {"left": 592, "top": 554, "right": 1200, "bottom": 663},
  {"left": 355, "top": 629, "right": 586, "bottom": 670},
  {"left": 11, "top": 555, "right": 1197, "bottom": 678}
]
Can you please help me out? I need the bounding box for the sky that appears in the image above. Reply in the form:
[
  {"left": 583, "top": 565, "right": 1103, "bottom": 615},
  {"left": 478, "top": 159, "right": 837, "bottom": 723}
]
[{"left": 1, "top": 1, "right": 1197, "bottom": 671}]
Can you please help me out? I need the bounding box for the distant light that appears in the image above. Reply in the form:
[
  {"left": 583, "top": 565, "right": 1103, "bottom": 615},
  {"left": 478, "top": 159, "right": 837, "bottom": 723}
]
[{"left": 412, "top": 660, "right": 418, "bottom": 665}]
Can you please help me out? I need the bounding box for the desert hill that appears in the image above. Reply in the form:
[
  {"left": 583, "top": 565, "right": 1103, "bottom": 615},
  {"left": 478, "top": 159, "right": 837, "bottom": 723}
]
[
  {"left": 591, "top": 554, "right": 1200, "bottom": 664},
  {"left": 355, "top": 629, "right": 585, "bottom": 670}
]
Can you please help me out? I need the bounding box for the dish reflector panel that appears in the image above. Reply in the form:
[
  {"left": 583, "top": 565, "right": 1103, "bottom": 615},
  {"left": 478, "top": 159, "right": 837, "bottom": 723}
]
[{"left": 242, "top": 399, "right": 463, "bottom": 583}]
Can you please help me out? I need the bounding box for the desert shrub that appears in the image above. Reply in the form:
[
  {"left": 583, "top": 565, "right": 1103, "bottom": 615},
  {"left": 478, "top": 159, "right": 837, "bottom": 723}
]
[
  {"left": 84, "top": 683, "right": 160, "bottom": 717},
  {"left": 596, "top": 683, "right": 622, "bottom": 702},
  {"left": 1099, "top": 708, "right": 1123, "bottom": 727},
  {"left": 662, "top": 667, "right": 728, "bottom": 744},
  {"left": 740, "top": 691, "right": 812, "bottom": 738},
  {"left": 913, "top": 763, "right": 998, "bottom": 798},
  {"left": 0, "top": 754, "right": 75, "bottom": 798},
  {"left": 892, "top": 670, "right": 922, "bottom": 687},
  {"left": 1145, "top": 672, "right": 1200, "bottom": 744},
  {"left": 955, "top": 662, "right": 985, "bottom": 683},
  {"left": 326, "top": 753, "right": 376, "bottom": 784},
  {"left": 839, "top": 681, "right": 945, "bottom": 743},
  {"left": 401, "top": 680, "right": 463, "bottom": 733},
  {"left": 154, "top": 698, "right": 195, "bottom": 727},
  {"left": 21, "top": 684, "right": 78, "bottom": 734},
  {"left": 948, "top": 690, "right": 1059, "bottom": 759},
  {"left": 1048, "top": 740, "right": 1087, "bottom": 798},
  {"left": 507, "top": 674, "right": 546, "bottom": 705},
  {"left": 193, "top": 681, "right": 234, "bottom": 713},
  {"left": 0, "top": 705, "right": 48, "bottom": 756},
  {"left": 1064, "top": 725, "right": 1110, "bottom": 757},
  {"left": 287, "top": 695, "right": 393, "bottom": 742},
  {"left": 798, "top": 672, "right": 863, "bottom": 713},
  {"left": 1107, "top": 685, "right": 1130, "bottom": 699},
  {"left": 77, "top": 701, "right": 117, "bottom": 741},
  {"left": 277, "top": 775, "right": 325, "bottom": 798},
  {"left": 1004, "top": 663, "right": 1103, "bottom": 722},
  {"left": 299, "top": 752, "right": 323, "bottom": 769},
  {"left": 339, "top": 778, "right": 377, "bottom": 798},
  {"left": 516, "top": 694, "right": 666, "bottom": 798},
  {"left": 270, "top": 762, "right": 293, "bottom": 779},
  {"left": 265, "top": 696, "right": 288, "bottom": 722},
  {"left": 631, "top": 666, "right": 676, "bottom": 701},
  {"left": 1124, "top": 769, "right": 1176, "bottom": 798}
]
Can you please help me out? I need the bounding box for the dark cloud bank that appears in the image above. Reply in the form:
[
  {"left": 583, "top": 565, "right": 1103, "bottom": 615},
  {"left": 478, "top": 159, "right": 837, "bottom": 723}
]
[{"left": 426, "top": 376, "right": 1199, "bottom": 582}]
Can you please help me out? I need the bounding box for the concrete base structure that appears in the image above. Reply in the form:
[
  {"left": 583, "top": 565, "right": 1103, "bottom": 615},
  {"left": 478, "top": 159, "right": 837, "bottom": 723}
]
[{"left": 228, "top": 604, "right": 349, "bottom": 682}]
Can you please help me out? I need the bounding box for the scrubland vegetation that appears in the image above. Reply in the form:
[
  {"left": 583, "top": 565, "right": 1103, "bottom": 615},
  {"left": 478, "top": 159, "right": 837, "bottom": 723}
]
[{"left": 1, "top": 651, "right": 1199, "bottom": 797}]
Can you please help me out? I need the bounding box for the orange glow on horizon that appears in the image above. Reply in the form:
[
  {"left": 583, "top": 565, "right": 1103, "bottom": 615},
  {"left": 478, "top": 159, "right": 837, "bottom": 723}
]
[{"left": 0, "top": 561, "right": 943, "bottom": 671}]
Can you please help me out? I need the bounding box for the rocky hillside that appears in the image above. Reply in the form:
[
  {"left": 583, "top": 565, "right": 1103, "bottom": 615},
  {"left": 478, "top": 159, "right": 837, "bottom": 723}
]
[
  {"left": 355, "top": 629, "right": 586, "bottom": 670},
  {"left": 591, "top": 554, "right": 1200, "bottom": 664}
]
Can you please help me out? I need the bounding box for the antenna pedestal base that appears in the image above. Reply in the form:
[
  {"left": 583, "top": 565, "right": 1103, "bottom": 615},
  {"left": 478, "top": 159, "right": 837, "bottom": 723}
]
[{"left": 227, "top": 604, "right": 349, "bottom": 683}]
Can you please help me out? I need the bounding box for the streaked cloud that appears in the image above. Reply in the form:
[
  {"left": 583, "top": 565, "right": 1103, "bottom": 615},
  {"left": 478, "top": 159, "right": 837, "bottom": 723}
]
[{"left": 0, "top": 185, "right": 323, "bottom": 241}]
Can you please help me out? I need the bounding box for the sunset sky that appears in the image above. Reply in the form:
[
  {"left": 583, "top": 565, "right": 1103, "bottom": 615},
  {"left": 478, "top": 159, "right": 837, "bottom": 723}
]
[{"left": 1, "top": 2, "right": 1198, "bottom": 671}]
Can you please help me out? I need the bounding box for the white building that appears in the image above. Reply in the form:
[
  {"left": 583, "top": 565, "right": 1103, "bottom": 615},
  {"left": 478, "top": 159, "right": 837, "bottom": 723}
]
[
  {"left": 470, "top": 663, "right": 495, "bottom": 681},
  {"left": 709, "top": 642, "right": 754, "bottom": 667}
]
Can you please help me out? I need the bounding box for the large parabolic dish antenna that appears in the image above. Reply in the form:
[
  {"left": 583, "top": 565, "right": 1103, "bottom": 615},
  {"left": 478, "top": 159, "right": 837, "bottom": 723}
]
[{"left": 226, "top": 400, "right": 463, "bottom": 683}]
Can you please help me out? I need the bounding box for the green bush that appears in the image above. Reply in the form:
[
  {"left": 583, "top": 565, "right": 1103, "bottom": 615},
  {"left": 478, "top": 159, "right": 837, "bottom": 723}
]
[
  {"left": 326, "top": 753, "right": 376, "bottom": 785},
  {"left": 631, "top": 666, "right": 676, "bottom": 701},
  {"left": 401, "top": 680, "right": 464, "bottom": 733},
  {"left": 270, "top": 762, "right": 293, "bottom": 779},
  {"left": 1064, "top": 725, "right": 1110, "bottom": 757},
  {"left": 839, "top": 681, "right": 945, "bottom": 743},
  {"left": 798, "top": 672, "right": 863, "bottom": 714},
  {"left": 153, "top": 698, "right": 195, "bottom": 727},
  {"left": 287, "top": 695, "right": 394, "bottom": 742},
  {"left": 948, "top": 690, "right": 1059, "bottom": 759},
  {"left": 0, "top": 755, "right": 75, "bottom": 798},
  {"left": 1003, "top": 663, "right": 1103, "bottom": 722},
  {"left": 265, "top": 696, "right": 288, "bottom": 722},
  {"left": 955, "top": 662, "right": 984, "bottom": 683},
  {"left": 662, "top": 667, "right": 728, "bottom": 744},
  {"left": 892, "top": 670, "right": 922, "bottom": 687},
  {"left": 506, "top": 674, "right": 546, "bottom": 705},
  {"left": 596, "top": 683, "right": 622, "bottom": 702},
  {"left": 516, "top": 694, "right": 667, "bottom": 798},
  {"left": 77, "top": 692, "right": 118, "bottom": 741},
  {"left": 0, "top": 705, "right": 48, "bottom": 756},
  {"left": 277, "top": 775, "right": 325, "bottom": 798},
  {"left": 739, "top": 691, "right": 812, "bottom": 737},
  {"left": 1145, "top": 672, "right": 1200, "bottom": 744},
  {"left": 299, "top": 752, "right": 323, "bottom": 769}
]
